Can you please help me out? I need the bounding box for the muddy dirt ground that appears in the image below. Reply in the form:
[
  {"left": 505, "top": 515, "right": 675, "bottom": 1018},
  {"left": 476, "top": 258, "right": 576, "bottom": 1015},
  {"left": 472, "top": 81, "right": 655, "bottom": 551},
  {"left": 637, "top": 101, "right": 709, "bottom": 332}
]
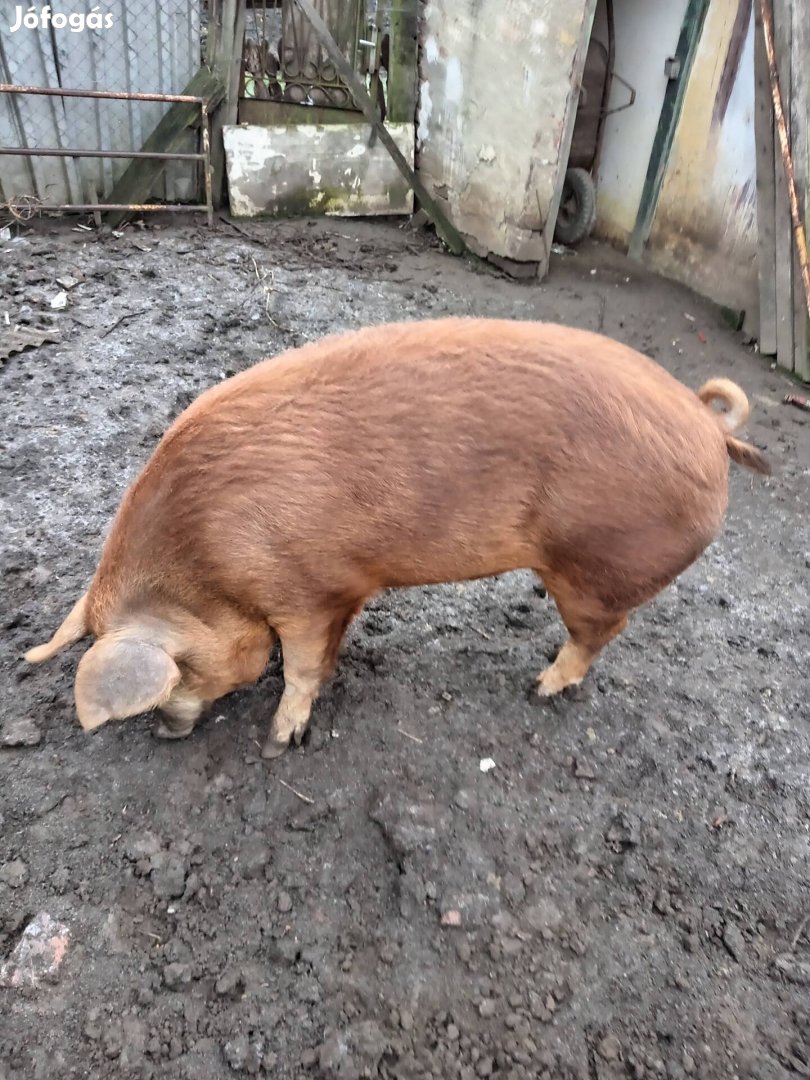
[{"left": 1, "top": 216, "right": 809, "bottom": 1080}]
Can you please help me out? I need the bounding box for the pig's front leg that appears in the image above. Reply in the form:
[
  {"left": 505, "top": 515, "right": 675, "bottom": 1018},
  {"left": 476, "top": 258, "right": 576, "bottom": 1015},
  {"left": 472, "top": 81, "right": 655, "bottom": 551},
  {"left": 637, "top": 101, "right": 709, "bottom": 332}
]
[{"left": 261, "top": 618, "right": 335, "bottom": 759}]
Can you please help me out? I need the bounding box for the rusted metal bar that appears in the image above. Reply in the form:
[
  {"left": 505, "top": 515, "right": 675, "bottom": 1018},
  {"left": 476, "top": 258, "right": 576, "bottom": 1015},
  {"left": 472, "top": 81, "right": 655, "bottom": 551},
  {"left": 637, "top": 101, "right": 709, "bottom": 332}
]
[
  {"left": 759, "top": 0, "right": 810, "bottom": 322},
  {"left": 0, "top": 82, "right": 204, "bottom": 104},
  {"left": 201, "top": 102, "right": 214, "bottom": 228},
  {"left": 0, "top": 147, "right": 205, "bottom": 161},
  {"left": 0, "top": 81, "right": 214, "bottom": 225},
  {"left": 15, "top": 203, "right": 210, "bottom": 212}
]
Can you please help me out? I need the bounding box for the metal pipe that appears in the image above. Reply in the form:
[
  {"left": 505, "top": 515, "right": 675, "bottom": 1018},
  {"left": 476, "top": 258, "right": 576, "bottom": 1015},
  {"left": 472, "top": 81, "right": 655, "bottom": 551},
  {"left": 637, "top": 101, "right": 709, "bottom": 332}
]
[
  {"left": 201, "top": 102, "right": 214, "bottom": 228},
  {"left": 0, "top": 82, "right": 204, "bottom": 104},
  {"left": 592, "top": 0, "right": 615, "bottom": 180},
  {"left": 0, "top": 146, "right": 205, "bottom": 161},
  {"left": 0, "top": 83, "right": 214, "bottom": 225},
  {"left": 17, "top": 203, "right": 211, "bottom": 212}
]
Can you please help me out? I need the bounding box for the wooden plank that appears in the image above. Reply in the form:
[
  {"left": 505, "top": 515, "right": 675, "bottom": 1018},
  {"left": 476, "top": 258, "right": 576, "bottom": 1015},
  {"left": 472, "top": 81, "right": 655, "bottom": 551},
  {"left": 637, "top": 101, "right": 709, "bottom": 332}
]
[
  {"left": 754, "top": 0, "right": 777, "bottom": 354},
  {"left": 543, "top": 0, "right": 597, "bottom": 279},
  {"left": 386, "top": 0, "right": 419, "bottom": 124},
  {"left": 291, "top": 0, "right": 465, "bottom": 254},
  {"left": 772, "top": 0, "right": 794, "bottom": 369},
  {"left": 789, "top": 0, "right": 810, "bottom": 379},
  {"left": 104, "top": 67, "right": 224, "bottom": 228},
  {"left": 223, "top": 122, "right": 414, "bottom": 217},
  {"left": 209, "top": 0, "right": 243, "bottom": 209}
]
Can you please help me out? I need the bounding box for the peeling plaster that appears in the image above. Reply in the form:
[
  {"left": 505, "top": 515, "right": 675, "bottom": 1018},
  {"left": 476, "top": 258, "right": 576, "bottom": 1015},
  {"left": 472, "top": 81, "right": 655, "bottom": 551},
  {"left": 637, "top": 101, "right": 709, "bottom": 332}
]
[
  {"left": 417, "top": 79, "right": 433, "bottom": 148},
  {"left": 223, "top": 123, "right": 414, "bottom": 219},
  {"left": 418, "top": 0, "right": 593, "bottom": 263}
]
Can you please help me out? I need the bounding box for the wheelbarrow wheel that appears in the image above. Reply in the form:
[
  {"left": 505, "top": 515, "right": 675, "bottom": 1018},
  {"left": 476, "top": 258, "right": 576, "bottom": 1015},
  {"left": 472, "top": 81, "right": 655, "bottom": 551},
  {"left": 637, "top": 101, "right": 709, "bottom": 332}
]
[{"left": 554, "top": 167, "right": 597, "bottom": 246}]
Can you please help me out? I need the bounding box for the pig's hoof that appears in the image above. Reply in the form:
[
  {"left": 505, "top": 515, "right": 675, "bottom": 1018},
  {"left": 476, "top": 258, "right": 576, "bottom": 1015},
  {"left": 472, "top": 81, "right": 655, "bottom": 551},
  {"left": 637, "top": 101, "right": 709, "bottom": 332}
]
[
  {"left": 261, "top": 734, "right": 290, "bottom": 760},
  {"left": 535, "top": 669, "right": 578, "bottom": 698}
]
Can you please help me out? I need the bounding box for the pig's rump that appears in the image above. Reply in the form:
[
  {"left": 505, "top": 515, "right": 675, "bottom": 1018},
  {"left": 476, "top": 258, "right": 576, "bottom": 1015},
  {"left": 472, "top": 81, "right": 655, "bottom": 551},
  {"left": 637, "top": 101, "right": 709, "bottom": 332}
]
[{"left": 101, "top": 318, "right": 730, "bottom": 622}]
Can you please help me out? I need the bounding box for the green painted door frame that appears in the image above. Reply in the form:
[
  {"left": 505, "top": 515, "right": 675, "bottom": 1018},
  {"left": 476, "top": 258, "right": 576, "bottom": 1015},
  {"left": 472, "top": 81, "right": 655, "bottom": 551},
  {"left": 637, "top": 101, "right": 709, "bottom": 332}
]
[{"left": 628, "top": 0, "right": 710, "bottom": 260}]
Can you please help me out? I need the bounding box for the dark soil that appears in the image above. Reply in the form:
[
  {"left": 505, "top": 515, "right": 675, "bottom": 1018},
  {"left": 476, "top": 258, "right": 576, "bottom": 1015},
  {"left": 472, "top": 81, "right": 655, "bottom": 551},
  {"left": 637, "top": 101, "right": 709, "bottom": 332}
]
[{"left": 1, "top": 216, "right": 809, "bottom": 1080}]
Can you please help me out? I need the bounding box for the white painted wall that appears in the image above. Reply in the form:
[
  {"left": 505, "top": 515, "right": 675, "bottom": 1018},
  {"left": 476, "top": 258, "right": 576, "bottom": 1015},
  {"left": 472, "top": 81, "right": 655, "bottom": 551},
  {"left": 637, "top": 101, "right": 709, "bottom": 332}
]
[
  {"left": 593, "top": 0, "right": 689, "bottom": 243},
  {"left": 647, "top": 0, "right": 758, "bottom": 313}
]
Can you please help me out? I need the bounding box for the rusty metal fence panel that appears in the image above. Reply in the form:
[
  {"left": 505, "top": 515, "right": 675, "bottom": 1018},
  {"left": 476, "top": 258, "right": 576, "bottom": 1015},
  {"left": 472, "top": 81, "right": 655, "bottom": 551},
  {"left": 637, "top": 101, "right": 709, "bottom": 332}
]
[{"left": 0, "top": 0, "right": 201, "bottom": 208}]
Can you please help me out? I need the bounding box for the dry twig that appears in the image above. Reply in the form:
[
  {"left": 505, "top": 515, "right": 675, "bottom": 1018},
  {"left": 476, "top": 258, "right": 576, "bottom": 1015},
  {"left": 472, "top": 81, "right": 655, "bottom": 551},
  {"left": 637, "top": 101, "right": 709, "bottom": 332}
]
[{"left": 278, "top": 778, "right": 315, "bottom": 805}]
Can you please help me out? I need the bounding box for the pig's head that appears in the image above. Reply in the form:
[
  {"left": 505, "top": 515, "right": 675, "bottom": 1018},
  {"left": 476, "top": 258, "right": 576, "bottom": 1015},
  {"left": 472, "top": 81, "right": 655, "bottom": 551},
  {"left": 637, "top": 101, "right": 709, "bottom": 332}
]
[{"left": 24, "top": 592, "right": 274, "bottom": 738}]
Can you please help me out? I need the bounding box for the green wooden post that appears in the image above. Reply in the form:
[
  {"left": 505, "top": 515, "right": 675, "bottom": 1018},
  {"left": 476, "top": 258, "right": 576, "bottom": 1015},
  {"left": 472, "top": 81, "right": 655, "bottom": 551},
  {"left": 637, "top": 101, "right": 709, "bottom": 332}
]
[
  {"left": 386, "top": 0, "right": 419, "bottom": 124},
  {"left": 628, "top": 0, "right": 710, "bottom": 260}
]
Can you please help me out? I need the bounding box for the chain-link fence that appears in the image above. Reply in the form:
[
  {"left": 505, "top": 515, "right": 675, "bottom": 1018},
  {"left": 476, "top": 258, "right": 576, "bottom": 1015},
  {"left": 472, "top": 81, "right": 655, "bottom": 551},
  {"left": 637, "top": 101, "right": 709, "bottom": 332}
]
[{"left": 0, "top": 0, "right": 202, "bottom": 208}]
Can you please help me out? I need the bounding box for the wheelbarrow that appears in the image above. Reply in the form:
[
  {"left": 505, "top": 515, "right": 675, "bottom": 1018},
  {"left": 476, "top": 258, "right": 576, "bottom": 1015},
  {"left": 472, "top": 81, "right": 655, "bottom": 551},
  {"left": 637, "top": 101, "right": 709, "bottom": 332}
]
[{"left": 554, "top": 0, "right": 636, "bottom": 246}]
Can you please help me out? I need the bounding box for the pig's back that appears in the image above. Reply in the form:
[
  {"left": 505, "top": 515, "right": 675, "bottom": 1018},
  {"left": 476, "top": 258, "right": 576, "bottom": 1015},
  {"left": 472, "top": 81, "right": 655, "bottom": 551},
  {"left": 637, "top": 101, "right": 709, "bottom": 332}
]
[{"left": 103, "top": 319, "right": 730, "bottom": 607}]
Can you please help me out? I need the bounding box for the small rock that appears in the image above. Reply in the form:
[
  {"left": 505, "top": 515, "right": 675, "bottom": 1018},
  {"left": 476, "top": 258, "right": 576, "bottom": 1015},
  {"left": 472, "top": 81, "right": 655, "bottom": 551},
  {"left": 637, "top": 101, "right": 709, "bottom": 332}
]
[
  {"left": 772, "top": 953, "right": 810, "bottom": 985},
  {"left": 606, "top": 812, "right": 641, "bottom": 849},
  {"left": 215, "top": 967, "right": 245, "bottom": 999},
  {"left": 50, "top": 290, "right": 68, "bottom": 310},
  {"left": 0, "top": 859, "right": 29, "bottom": 888},
  {"left": 239, "top": 840, "right": 271, "bottom": 881},
  {"left": 162, "top": 962, "right": 192, "bottom": 990},
  {"left": 528, "top": 992, "right": 552, "bottom": 1022},
  {"left": 103, "top": 1023, "right": 123, "bottom": 1060},
  {"left": 50, "top": 867, "right": 70, "bottom": 895},
  {"left": 573, "top": 757, "right": 596, "bottom": 780},
  {"left": 399, "top": 1009, "right": 414, "bottom": 1032},
  {"left": 653, "top": 889, "right": 671, "bottom": 915},
  {"left": 318, "top": 1030, "right": 350, "bottom": 1073},
  {"left": 441, "top": 909, "right": 462, "bottom": 927},
  {"left": 223, "top": 1033, "right": 263, "bottom": 1074},
  {"left": 722, "top": 922, "right": 745, "bottom": 962},
  {"left": 83, "top": 1008, "right": 103, "bottom": 1041},
  {"left": 277, "top": 891, "right": 293, "bottom": 914},
  {"left": 0, "top": 911, "right": 70, "bottom": 988},
  {"left": 478, "top": 998, "right": 497, "bottom": 1019},
  {"left": 523, "top": 898, "right": 563, "bottom": 935},
  {"left": 124, "top": 831, "right": 162, "bottom": 862},
  {"left": 150, "top": 853, "right": 187, "bottom": 900},
  {"left": 502, "top": 872, "right": 525, "bottom": 905},
  {"left": 455, "top": 938, "right": 471, "bottom": 963},
  {"left": 0, "top": 718, "right": 42, "bottom": 748},
  {"left": 598, "top": 1034, "right": 621, "bottom": 1061}
]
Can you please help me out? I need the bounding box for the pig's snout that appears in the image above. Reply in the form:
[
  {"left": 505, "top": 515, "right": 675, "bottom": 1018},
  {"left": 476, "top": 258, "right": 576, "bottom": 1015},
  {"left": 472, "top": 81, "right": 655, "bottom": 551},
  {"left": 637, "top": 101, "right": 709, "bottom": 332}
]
[{"left": 154, "top": 689, "right": 208, "bottom": 740}]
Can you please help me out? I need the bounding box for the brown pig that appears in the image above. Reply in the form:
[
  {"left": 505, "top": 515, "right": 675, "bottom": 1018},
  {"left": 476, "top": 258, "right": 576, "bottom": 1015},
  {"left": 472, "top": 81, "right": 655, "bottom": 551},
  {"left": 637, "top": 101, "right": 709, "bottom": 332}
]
[{"left": 25, "top": 318, "right": 770, "bottom": 758}]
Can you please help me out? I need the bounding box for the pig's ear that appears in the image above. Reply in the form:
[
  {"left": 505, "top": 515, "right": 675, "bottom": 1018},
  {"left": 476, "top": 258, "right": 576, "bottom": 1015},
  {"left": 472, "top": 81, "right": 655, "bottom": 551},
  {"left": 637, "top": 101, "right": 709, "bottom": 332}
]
[{"left": 74, "top": 637, "right": 181, "bottom": 732}]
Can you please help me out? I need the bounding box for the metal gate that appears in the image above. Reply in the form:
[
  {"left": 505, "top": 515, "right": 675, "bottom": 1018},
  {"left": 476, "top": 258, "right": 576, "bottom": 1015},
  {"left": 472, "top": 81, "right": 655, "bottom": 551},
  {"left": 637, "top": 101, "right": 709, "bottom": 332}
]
[{"left": 0, "top": 0, "right": 200, "bottom": 207}]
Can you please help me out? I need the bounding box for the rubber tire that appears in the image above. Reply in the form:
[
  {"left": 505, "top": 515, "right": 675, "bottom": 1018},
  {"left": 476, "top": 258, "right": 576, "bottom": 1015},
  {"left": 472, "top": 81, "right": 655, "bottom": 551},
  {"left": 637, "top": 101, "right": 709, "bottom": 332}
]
[{"left": 554, "top": 167, "right": 597, "bottom": 246}]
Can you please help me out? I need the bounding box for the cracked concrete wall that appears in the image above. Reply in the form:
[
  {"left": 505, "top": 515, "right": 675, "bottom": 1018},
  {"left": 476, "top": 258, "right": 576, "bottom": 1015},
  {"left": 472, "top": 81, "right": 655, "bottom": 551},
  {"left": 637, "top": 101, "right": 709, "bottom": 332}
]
[{"left": 417, "top": 0, "right": 594, "bottom": 265}]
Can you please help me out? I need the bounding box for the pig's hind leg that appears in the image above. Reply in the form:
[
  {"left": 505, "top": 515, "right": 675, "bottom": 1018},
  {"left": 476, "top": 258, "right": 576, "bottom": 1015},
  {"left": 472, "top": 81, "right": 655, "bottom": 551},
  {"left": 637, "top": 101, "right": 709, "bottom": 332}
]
[
  {"left": 535, "top": 577, "right": 628, "bottom": 697},
  {"left": 262, "top": 604, "right": 361, "bottom": 759}
]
